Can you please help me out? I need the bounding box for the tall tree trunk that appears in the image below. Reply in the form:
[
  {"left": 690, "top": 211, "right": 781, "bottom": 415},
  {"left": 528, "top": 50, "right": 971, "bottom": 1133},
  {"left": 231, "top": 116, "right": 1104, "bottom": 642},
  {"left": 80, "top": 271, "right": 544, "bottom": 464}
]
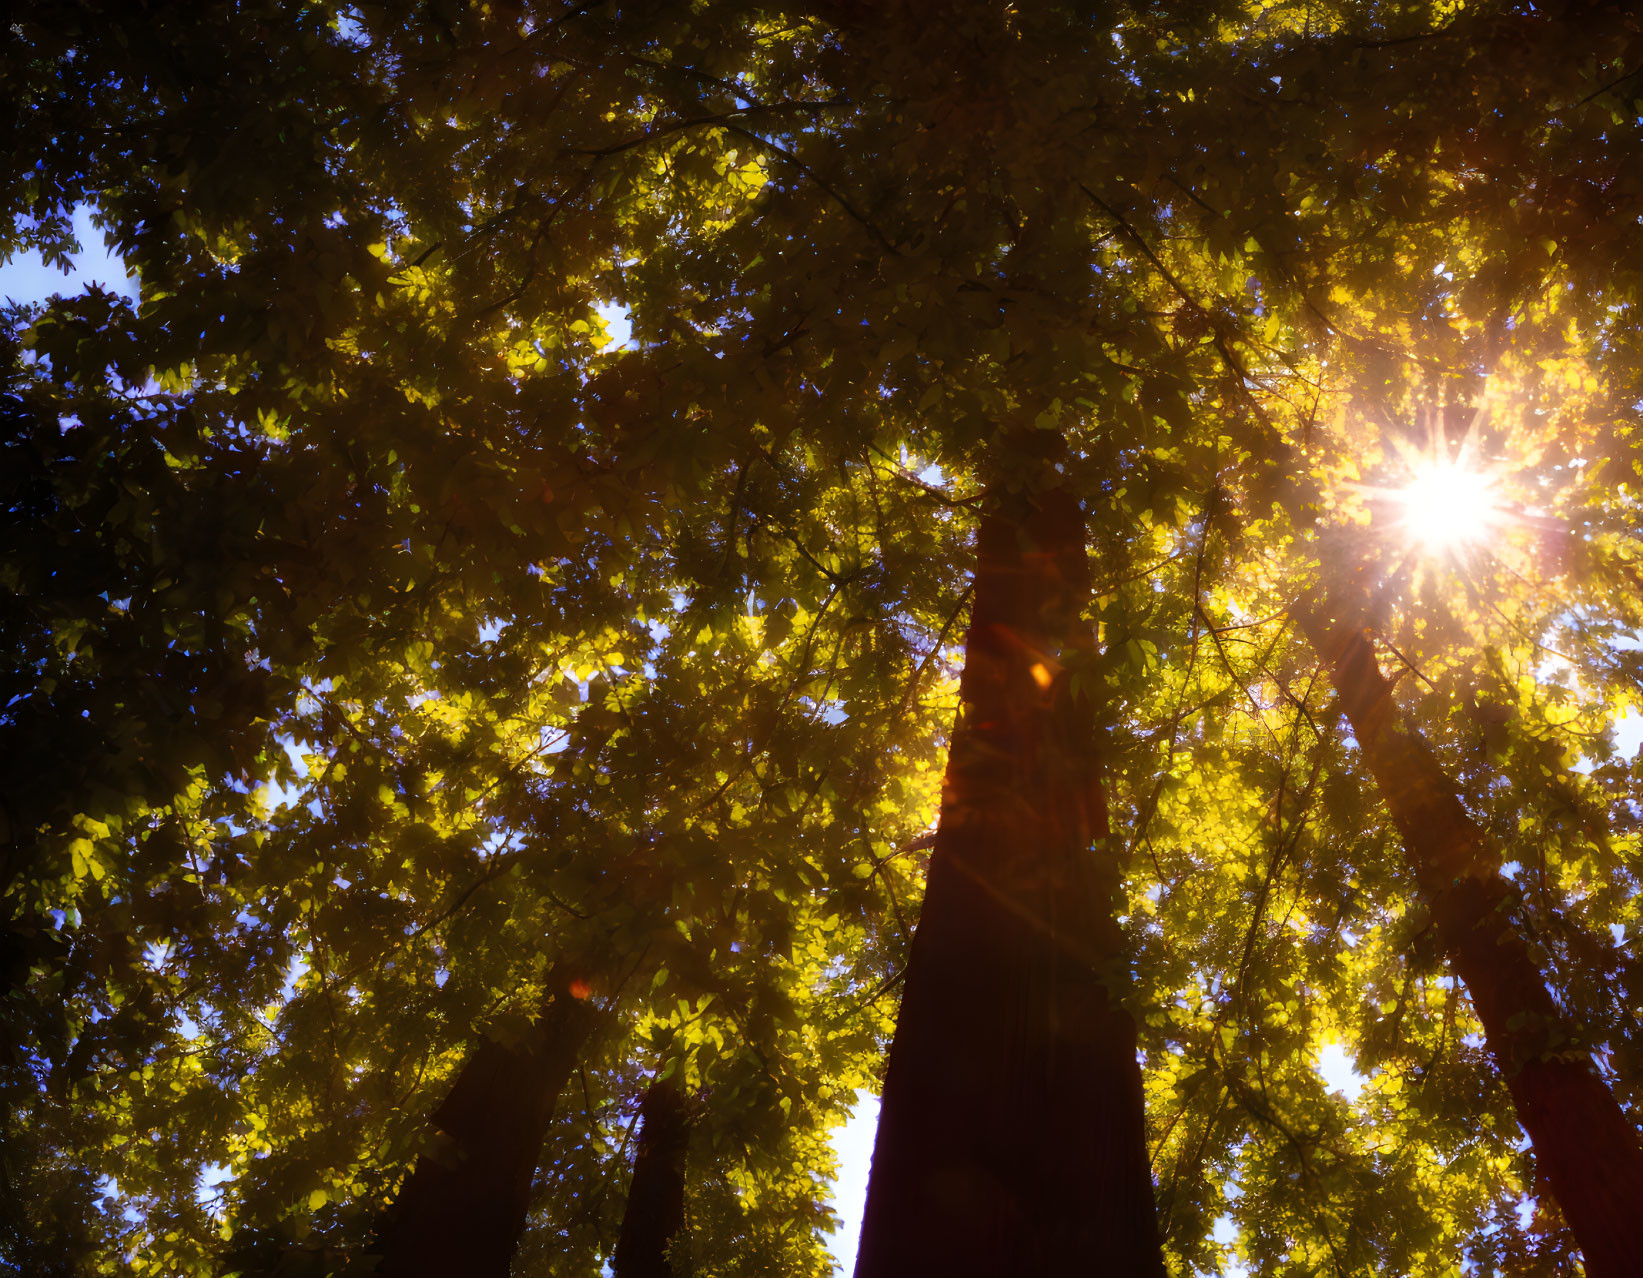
[
  {"left": 611, "top": 1077, "right": 692, "bottom": 1278},
  {"left": 374, "top": 975, "right": 604, "bottom": 1278},
  {"left": 1299, "top": 598, "right": 1643, "bottom": 1278},
  {"left": 854, "top": 478, "right": 1166, "bottom": 1277}
]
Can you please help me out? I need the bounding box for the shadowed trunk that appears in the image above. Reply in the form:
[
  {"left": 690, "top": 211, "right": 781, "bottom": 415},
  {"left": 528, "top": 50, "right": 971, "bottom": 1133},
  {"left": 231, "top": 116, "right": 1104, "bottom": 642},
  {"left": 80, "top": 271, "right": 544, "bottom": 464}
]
[
  {"left": 1300, "top": 598, "right": 1643, "bottom": 1278},
  {"left": 854, "top": 477, "right": 1165, "bottom": 1277},
  {"left": 375, "top": 975, "right": 604, "bottom": 1278},
  {"left": 611, "top": 1077, "right": 692, "bottom": 1278}
]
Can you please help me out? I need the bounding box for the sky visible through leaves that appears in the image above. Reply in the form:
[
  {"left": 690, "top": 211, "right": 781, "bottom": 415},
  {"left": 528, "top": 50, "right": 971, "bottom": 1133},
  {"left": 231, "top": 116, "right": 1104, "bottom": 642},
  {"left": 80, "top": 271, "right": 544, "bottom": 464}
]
[
  {"left": 0, "top": 204, "right": 1440, "bottom": 1278},
  {"left": 11, "top": 5, "right": 1643, "bottom": 1273},
  {"left": 3, "top": 216, "right": 886, "bottom": 1273},
  {"left": 13, "top": 198, "right": 1640, "bottom": 1276}
]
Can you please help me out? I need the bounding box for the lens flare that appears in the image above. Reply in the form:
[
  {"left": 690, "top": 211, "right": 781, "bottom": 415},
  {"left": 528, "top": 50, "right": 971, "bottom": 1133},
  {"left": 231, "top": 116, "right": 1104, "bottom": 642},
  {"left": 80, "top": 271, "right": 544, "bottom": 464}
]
[{"left": 1395, "top": 457, "right": 1500, "bottom": 554}]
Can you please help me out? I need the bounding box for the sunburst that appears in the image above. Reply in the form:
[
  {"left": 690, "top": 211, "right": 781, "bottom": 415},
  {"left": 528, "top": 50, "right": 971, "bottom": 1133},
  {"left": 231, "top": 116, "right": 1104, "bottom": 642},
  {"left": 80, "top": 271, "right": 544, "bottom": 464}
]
[
  {"left": 1390, "top": 452, "right": 1504, "bottom": 556},
  {"left": 1355, "top": 404, "right": 1519, "bottom": 568}
]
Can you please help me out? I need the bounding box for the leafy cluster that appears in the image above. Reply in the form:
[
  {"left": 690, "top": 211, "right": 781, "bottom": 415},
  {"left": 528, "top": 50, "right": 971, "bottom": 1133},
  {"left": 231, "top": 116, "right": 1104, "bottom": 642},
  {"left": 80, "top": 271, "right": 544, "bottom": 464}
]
[{"left": 5, "top": 1, "right": 1643, "bottom": 1275}]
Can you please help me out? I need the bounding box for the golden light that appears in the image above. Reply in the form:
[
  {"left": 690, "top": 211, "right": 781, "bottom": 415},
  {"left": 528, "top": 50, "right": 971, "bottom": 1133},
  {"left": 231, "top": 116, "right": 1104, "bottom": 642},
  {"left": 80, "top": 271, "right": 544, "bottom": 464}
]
[{"left": 1393, "top": 455, "right": 1502, "bottom": 555}]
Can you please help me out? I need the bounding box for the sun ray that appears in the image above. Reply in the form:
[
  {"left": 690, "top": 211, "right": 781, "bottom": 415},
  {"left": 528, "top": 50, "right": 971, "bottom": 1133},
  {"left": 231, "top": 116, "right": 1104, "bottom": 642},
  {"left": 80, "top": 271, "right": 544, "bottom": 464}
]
[
  {"left": 1353, "top": 402, "right": 1519, "bottom": 566},
  {"left": 1393, "top": 454, "right": 1502, "bottom": 554}
]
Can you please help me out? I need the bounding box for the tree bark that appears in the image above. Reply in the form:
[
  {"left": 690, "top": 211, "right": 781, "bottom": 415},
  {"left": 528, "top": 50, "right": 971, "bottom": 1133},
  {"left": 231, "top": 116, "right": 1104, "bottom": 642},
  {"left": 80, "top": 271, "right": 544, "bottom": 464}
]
[
  {"left": 611, "top": 1077, "right": 693, "bottom": 1278},
  {"left": 374, "top": 975, "right": 604, "bottom": 1278},
  {"left": 1299, "top": 598, "right": 1643, "bottom": 1278},
  {"left": 854, "top": 479, "right": 1166, "bottom": 1277}
]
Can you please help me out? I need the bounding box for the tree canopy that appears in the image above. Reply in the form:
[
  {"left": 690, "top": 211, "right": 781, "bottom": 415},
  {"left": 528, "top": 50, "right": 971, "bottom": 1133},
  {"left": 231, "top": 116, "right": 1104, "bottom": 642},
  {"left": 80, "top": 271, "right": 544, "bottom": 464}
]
[{"left": 6, "top": 1, "right": 1643, "bottom": 1275}]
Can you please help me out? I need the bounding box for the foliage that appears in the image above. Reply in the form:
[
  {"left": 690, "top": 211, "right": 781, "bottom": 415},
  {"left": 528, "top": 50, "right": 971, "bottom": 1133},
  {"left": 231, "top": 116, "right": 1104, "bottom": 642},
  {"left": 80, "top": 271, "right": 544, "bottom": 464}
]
[{"left": 5, "top": 1, "right": 1643, "bottom": 1275}]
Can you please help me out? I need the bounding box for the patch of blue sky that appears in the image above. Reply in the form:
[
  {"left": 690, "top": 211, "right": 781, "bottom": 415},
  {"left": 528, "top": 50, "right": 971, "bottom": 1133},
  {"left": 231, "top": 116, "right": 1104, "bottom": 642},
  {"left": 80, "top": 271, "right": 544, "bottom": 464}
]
[
  {"left": 594, "top": 301, "right": 634, "bottom": 351},
  {"left": 480, "top": 827, "right": 527, "bottom": 858},
  {"left": 1531, "top": 647, "right": 1570, "bottom": 686},
  {"left": 812, "top": 698, "right": 848, "bottom": 725},
  {"left": 95, "top": 1174, "right": 145, "bottom": 1225},
  {"left": 1536, "top": 616, "right": 1643, "bottom": 771},
  {"left": 263, "top": 735, "right": 313, "bottom": 811},
  {"left": 823, "top": 1090, "right": 879, "bottom": 1274},
  {"left": 1210, "top": 1214, "right": 1251, "bottom": 1277},
  {"left": 1316, "top": 1041, "right": 1367, "bottom": 1101},
  {"left": 1, "top": 205, "right": 139, "bottom": 306},
  {"left": 1614, "top": 705, "right": 1643, "bottom": 758},
  {"left": 334, "top": 7, "right": 368, "bottom": 44},
  {"left": 1568, "top": 703, "right": 1642, "bottom": 776},
  {"left": 196, "top": 1161, "right": 234, "bottom": 1211},
  {"left": 278, "top": 954, "right": 308, "bottom": 1006}
]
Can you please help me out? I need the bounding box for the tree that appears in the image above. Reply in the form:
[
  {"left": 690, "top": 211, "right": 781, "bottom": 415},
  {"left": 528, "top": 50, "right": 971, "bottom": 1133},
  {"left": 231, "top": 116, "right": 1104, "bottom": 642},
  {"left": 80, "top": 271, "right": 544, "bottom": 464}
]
[
  {"left": 7, "top": 1, "right": 1643, "bottom": 1276},
  {"left": 610, "top": 1076, "right": 693, "bottom": 1278},
  {"left": 856, "top": 456, "right": 1165, "bottom": 1275},
  {"left": 1299, "top": 574, "right": 1643, "bottom": 1277},
  {"left": 372, "top": 969, "right": 604, "bottom": 1278}
]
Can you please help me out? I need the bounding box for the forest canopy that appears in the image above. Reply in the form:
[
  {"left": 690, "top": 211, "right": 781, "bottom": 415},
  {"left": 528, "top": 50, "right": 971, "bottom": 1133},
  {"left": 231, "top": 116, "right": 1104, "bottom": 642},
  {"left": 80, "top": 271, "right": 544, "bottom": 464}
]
[{"left": 6, "top": 1, "right": 1643, "bottom": 1275}]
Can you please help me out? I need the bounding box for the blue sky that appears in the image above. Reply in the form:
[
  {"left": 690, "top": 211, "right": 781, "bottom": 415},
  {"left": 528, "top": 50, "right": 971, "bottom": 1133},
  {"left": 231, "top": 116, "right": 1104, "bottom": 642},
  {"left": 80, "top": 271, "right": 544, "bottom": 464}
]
[
  {"left": 825, "top": 1094, "right": 878, "bottom": 1271},
  {"left": 1, "top": 205, "right": 139, "bottom": 306}
]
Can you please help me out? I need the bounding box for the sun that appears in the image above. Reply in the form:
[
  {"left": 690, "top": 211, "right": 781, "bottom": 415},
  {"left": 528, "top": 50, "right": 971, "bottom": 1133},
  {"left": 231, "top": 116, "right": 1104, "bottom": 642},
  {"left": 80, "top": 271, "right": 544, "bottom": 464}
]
[
  {"left": 1351, "top": 420, "right": 1537, "bottom": 588},
  {"left": 1393, "top": 455, "right": 1502, "bottom": 554}
]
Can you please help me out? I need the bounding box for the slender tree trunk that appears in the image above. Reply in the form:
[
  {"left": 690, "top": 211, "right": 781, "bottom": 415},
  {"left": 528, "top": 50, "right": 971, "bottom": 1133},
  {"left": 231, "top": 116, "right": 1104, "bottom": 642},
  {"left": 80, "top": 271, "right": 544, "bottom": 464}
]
[
  {"left": 611, "top": 1077, "right": 692, "bottom": 1278},
  {"left": 374, "top": 975, "right": 604, "bottom": 1278},
  {"left": 1300, "top": 598, "right": 1643, "bottom": 1278},
  {"left": 854, "top": 477, "right": 1166, "bottom": 1277}
]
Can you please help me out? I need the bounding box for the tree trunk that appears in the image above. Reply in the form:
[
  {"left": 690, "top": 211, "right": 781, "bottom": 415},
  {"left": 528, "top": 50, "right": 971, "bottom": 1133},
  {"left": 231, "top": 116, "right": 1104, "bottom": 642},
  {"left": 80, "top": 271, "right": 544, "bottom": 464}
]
[
  {"left": 854, "top": 479, "right": 1166, "bottom": 1277},
  {"left": 374, "top": 976, "right": 604, "bottom": 1278},
  {"left": 1299, "top": 598, "right": 1643, "bottom": 1278},
  {"left": 611, "top": 1077, "right": 692, "bottom": 1278}
]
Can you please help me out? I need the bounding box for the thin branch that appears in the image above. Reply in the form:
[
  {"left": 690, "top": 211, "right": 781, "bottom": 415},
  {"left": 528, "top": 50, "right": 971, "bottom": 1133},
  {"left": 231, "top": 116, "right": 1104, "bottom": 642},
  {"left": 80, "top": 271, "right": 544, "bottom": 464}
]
[
  {"left": 1569, "top": 61, "right": 1643, "bottom": 110},
  {"left": 723, "top": 123, "right": 901, "bottom": 255},
  {"left": 568, "top": 101, "right": 843, "bottom": 159},
  {"left": 897, "top": 585, "right": 973, "bottom": 720}
]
